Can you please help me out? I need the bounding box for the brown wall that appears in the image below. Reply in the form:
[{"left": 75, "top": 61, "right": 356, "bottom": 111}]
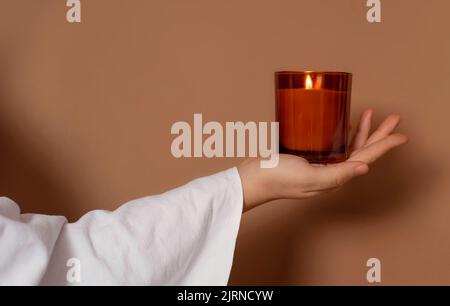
[{"left": 1, "top": 0, "right": 449, "bottom": 285}]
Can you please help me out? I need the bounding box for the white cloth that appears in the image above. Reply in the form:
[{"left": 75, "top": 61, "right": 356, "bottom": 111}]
[{"left": 0, "top": 168, "right": 243, "bottom": 285}]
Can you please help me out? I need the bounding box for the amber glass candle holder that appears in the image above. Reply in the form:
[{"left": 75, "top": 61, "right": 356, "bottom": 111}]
[{"left": 276, "top": 71, "right": 352, "bottom": 163}]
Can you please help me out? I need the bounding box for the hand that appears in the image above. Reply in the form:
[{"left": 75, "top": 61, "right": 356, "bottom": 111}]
[{"left": 238, "top": 109, "right": 408, "bottom": 212}]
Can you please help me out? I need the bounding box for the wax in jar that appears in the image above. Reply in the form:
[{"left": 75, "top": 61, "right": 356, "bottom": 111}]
[{"left": 276, "top": 72, "right": 352, "bottom": 163}]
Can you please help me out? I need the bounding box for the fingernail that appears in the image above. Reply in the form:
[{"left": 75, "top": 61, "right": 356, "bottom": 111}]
[{"left": 354, "top": 164, "right": 369, "bottom": 176}]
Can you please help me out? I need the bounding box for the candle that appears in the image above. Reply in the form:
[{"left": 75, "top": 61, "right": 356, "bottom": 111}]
[{"left": 276, "top": 71, "right": 352, "bottom": 163}]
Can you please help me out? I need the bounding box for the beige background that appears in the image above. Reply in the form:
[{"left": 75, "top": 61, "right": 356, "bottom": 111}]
[{"left": 1, "top": 0, "right": 449, "bottom": 285}]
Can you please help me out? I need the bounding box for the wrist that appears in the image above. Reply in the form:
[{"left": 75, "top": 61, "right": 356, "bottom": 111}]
[{"left": 237, "top": 159, "right": 275, "bottom": 212}]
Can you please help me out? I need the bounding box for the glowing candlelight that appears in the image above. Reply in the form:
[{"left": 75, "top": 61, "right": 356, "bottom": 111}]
[{"left": 276, "top": 71, "right": 352, "bottom": 163}]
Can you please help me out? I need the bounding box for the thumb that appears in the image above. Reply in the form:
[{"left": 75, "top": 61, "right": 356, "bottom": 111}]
[{"left": 311, "top": 161, "right": 369, "bottom": 190}]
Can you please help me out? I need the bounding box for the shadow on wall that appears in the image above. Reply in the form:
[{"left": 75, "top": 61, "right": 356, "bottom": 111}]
[
  {"left": 0, "top": 59, "right": 79, "bottom": 218},
  {"left": 229, "top": 120, "right": 443, "bottom": 285}
]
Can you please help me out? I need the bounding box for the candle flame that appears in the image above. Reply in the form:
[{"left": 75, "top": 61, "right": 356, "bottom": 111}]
[
  {"left": 315, "top": 75, "right": 323, "bottom": 89},
  {"left": 305, "top": 74, "right": 313, "bottom": 90}
]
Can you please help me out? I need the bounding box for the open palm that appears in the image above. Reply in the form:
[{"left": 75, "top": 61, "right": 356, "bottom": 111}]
[{"left": 238, "top": 109, "right": 409, "bottom": 211}]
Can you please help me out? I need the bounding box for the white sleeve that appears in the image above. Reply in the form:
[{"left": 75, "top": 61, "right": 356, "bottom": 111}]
[{"left": 0, "top": 167, "right": 243, "bottom": 286}]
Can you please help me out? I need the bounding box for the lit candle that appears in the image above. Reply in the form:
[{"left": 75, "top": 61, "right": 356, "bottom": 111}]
[{"left": 276, "top": 71, "right": 352, "bottom": 163}]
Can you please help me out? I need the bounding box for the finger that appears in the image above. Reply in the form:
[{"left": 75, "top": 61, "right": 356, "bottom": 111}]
[
  {"left": 365, "top": 114, "right": 401, "bottom": 146},
  {"left": 349, "top": 133, "right": 408, "bottom": 164},
  {"left": 351, "top": 109, "right": 373, "bottom": 150},
  {"left": 309, "top": 161, "right": 369, "bottom": 191}
]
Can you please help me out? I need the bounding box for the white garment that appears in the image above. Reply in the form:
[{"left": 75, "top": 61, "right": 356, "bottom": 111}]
[{"left": 0, "top": 168, "right": 243, "bottom": 285}]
